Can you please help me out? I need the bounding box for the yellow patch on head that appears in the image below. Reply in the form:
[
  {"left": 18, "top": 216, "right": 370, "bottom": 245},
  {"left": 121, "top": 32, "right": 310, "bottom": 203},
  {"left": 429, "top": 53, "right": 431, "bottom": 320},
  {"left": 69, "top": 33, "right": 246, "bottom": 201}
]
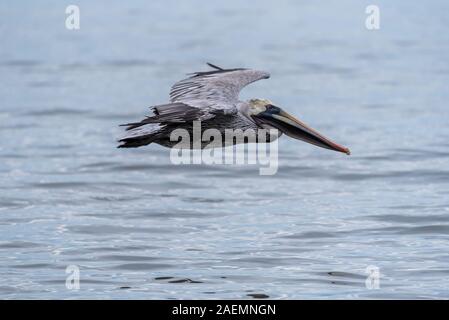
[
  {"left": 249, "top": 98, "right": 272, "bottom": 107},
  {"left": 248, "top": 99, "right": 273, "bottom": 115}
]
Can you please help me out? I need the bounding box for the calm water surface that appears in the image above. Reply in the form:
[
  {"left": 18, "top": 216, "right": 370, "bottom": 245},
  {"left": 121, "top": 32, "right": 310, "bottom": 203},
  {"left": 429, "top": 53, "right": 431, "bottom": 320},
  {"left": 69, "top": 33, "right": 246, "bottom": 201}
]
[{"left": 1, "top": 0, "right": 449, "bottom": 299}]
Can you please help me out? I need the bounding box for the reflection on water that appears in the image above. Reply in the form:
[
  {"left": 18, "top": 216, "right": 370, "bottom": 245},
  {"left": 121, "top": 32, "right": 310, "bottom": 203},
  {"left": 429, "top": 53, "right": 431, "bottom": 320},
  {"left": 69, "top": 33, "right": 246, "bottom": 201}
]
[{"left": 1, "top": 0, "right": 449, "bottom": 299}]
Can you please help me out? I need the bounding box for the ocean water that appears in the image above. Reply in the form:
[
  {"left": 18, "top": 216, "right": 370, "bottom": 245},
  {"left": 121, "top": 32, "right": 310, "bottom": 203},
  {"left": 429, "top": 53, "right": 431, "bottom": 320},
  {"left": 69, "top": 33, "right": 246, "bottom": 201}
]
[{"left": 1, "top": 0, "right": 449, "bottom": 299}]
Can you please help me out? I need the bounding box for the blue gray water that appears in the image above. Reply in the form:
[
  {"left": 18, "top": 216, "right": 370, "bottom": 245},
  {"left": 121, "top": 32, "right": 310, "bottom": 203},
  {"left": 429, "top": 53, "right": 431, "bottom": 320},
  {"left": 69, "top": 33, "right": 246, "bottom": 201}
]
[{"left": 1, "top": 0, "right": 449, "bottom": 299}]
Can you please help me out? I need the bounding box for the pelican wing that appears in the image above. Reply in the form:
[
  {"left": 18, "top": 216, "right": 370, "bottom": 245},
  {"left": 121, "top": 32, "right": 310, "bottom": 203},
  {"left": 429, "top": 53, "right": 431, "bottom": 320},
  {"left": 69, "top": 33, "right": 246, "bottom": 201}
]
[
  {"left": 120, "top": 101, "right": 223, "bottom": 131},
  {"left": 169, "top": 63, "right": 270, "bottom": 104}
]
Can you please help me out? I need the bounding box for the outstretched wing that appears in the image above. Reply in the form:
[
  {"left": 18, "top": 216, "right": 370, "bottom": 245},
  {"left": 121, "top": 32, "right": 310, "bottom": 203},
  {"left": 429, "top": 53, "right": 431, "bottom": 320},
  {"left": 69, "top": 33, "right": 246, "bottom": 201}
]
[
  {"left": 169, "top": 63, "right": 270, "bottom": 104},
  {"left": 120, "top": 101, "right": 224, "bottom": 131},
  {"left": 118, "top": 64, "right": 270, "bottom": 148},
  {"left": 118, "top": 100, "right": 234, "bottom": 148}
]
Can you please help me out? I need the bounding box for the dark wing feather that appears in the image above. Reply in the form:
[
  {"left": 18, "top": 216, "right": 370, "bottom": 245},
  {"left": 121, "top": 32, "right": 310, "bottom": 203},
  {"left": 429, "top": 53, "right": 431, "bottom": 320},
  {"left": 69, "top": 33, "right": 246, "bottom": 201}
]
[{"left": 120, "top": 102, "right": 214, "bottom": 131}]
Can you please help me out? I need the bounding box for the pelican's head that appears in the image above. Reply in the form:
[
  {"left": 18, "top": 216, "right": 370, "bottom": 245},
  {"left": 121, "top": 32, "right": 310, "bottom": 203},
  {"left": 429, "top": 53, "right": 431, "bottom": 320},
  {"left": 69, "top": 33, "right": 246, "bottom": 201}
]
[{"left": 244, "top": 99, "right": 350, "bottom": 155}]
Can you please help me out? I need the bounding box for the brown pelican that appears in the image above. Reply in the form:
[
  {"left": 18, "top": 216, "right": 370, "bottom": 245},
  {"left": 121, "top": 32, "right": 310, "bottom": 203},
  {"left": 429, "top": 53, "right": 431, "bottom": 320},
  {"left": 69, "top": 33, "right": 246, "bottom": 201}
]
[{"left": 118, "top": 63, "right": 350, "bottom": 155}]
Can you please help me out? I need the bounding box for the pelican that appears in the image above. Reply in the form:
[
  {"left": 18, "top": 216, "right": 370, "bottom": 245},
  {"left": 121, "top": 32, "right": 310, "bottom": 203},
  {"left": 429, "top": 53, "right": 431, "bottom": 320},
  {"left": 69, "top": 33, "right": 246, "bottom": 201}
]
[{"left": 118, "top": 63, "right": 350, "bottom": 155}]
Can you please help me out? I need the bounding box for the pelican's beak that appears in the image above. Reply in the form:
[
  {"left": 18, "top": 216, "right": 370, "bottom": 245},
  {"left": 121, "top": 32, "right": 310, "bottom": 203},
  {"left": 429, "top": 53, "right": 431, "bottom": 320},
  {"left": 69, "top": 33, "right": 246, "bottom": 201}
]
[{"left": 253, "top": 107, "right": 351, "bottom": 155}]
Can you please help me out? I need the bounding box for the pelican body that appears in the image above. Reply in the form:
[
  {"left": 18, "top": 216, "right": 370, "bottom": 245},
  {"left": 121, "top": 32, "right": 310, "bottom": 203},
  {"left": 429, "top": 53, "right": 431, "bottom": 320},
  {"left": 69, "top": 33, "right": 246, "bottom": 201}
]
[{"left": 118, "top": 63, "right": 350, "bottom": 155}]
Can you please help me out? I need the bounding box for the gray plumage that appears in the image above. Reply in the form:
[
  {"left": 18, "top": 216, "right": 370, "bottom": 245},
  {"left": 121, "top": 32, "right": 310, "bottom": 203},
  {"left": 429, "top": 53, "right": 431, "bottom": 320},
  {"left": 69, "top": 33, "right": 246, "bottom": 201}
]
[
  {"left": 170, "top": 63, "right": 269, "bottom": 104},
  {"left": 118, "top": 63, "right": 271, "bottom": 149}
]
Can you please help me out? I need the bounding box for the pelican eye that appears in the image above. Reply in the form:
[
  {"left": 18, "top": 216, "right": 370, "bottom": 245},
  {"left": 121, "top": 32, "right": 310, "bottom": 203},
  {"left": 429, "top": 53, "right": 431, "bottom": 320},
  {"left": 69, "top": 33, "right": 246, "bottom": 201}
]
[{"left": 265, "top": 104, "right": 281, "bottom": 114}]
